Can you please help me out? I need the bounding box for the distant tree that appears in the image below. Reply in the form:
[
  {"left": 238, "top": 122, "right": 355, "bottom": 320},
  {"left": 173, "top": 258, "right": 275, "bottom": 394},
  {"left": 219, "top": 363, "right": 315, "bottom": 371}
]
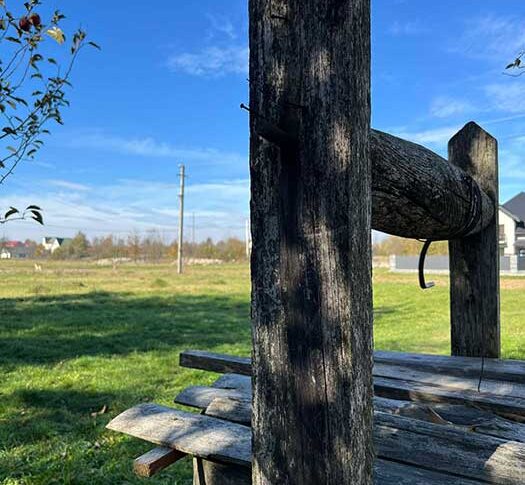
[
  {"left": 69, "top": 231, "right": 89, "bottom": 258},
  {"left": 373, "top": 235, "right": 448, "bottom": 256},
  {"left": 91, "top": 235, "right": 115, "bottom": 260},
  {"left": 127, "top": 231, "right": 142, "bottom": 261},
  {"left": 0, "top": 0, "right": 98, "bottom": 225}
]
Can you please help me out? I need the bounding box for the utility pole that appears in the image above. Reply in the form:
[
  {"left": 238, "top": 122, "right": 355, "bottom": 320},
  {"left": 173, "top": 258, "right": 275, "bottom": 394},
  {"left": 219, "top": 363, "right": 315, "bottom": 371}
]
[
  {"left": 177, "top": 164, "right": 185, "bottom": 274},
  {"left": 192, "top": 212, "right": 196, "bottom": 245},
  {"left": 245, "top": 218, "right": 251, "bottom": 259}
]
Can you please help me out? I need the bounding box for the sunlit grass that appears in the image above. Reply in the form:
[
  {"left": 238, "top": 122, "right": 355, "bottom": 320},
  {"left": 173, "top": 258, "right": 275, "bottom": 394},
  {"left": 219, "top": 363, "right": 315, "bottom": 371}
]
[{"left": 0, "top": 261, "right": 524, "bottom": 483}]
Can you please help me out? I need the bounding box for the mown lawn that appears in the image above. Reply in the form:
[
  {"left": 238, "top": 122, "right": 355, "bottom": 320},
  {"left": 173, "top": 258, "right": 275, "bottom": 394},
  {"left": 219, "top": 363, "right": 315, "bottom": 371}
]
[{"left": 1, "top": 261, "right": 524, "bottom": 484}]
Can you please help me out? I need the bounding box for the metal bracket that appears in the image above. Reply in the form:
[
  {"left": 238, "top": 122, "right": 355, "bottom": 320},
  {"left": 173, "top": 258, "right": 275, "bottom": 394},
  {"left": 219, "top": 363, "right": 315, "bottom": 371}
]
[{"left": 418, "top": 239, "right": 435, "bottom": 290}]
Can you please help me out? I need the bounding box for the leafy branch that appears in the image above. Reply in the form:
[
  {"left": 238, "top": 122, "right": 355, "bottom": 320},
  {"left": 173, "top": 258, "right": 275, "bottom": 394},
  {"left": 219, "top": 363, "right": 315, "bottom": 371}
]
[
  {"left": 0, "top": 0, "right": 99, "bottom": 224},
  {"left": 0, "top": 203, "right": 42, "bottom": 224},
  {"left": 504, "top": 51, "right": 525, "bottom": 77}
]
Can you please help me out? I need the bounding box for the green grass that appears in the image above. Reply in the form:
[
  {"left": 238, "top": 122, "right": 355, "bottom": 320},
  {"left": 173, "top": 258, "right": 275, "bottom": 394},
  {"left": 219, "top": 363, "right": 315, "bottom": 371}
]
[{"left": 1, "top": 261, "right": 525, "bottom": 484}]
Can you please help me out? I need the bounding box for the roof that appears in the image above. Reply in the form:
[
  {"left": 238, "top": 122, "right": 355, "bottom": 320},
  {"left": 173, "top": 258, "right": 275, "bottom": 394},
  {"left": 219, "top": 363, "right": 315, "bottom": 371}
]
[
  {"left": 503, "top": 192, "right": 525, "bottom": 222},
  {"left": 2, "top": 241, "right": 23, "bottom": 248},
  {"left": 44, "top": 237, "right": 72, "bottom": 245}
]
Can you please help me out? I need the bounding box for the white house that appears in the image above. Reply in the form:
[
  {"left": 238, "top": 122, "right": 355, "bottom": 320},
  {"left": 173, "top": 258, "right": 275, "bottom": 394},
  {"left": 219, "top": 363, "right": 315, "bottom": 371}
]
[
  {"left": 0, "top": 241, "right": 35, "bottom": 259},
  {"left": 42, "top": 237, "right": 72, "bottom": 253},
  {"left": 499, "top": 192, "right": 525, "bottom": 256}
]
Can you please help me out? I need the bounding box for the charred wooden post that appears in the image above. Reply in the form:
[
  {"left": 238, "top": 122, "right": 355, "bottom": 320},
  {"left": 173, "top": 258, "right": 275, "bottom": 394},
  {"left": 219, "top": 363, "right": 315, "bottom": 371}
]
[
  {"left": 249, "top": 0, "right": 373, "bottom": 483},
  {"left": 371, "top": 129, "right": 494, "bottom": 240},
  {"left": 448, "top": 122, "right": 500, "bottom": 357}
]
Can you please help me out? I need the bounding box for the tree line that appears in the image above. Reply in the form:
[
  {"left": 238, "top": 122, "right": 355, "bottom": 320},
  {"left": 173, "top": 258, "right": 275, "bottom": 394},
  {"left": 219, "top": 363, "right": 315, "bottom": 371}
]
[
  {"left": 373, "top": 235, "right": 448, "bottom": 256},
  {"left": 1, "top": 232, "right": 249, "bottom": 262}
]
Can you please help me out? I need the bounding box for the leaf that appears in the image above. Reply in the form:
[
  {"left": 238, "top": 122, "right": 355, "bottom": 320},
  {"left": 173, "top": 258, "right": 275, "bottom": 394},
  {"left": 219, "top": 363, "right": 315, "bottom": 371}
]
[
  {"left": 6, "top": 146, "right": 17, "bottom": 153},
  {"left": 506, "top": 63, "right": 515, "bottom": 69},
  {"left": 46, "top": 26, "right": 65, "bottom": 45},
  {"left": 88, "top": 41, "right": 101, "bottom": 50},
  {"left": 4, "top": 207, "right": 19, "bottom": 219},
  {"left": 26, "top": 205, "right": 42, "bottom": 211},
  {"left": 30, "top": 210, "right": 44, "bottom": 225}
]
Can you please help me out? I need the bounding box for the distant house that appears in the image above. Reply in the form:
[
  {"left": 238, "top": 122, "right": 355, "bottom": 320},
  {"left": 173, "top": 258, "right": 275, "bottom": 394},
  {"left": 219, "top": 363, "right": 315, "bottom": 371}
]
[
  {"left": 499, "top": 192, "right": 525, "bottom": 256},
  {"left": 0, "top": 241, "right": 35, "bottom": 259},
  {"left": 42, "top": 237, "right": 72, "bottom": 254}
]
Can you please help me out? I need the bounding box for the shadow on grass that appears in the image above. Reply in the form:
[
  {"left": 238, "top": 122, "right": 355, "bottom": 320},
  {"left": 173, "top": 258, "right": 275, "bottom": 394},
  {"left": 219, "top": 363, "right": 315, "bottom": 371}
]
[{"left": 0, "top": 291, "right": 251, "bottom": 366}]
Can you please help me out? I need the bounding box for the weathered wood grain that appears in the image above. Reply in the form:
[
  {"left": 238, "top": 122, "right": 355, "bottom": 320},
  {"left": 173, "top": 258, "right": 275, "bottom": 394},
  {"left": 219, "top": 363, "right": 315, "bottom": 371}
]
[
  {"left": 374, "top": 376, "right": 525, "bottom": 416},
  {"left": 373, "top": 363, "right": 525, "bottom": 398},
  {"left": 371, "top": 129, "right": 494, "bottom": 240},
  {"left": 133, "top": 446, "right": 186, "bottom": 477},
  {"left": 375, "top": 397, "right": 525, "bottom": 443},
  {"left": 374, "top": 350, "right": 525, "bottom": 384},
  {"left": 206, "top": 396, "right": 252, "bottom": 425},
  {"left": 180, "top": 351, "right": 251, "bottom": 376},
  {"left": 192, "top": 457, "right": 483, "bottom": 485},
  {"left": 108, "top": 403, "right": 525, "bottom": 483},
  {"left": 106, "top": 403, "right": 251, "bottom": 467},
  {"left": 212, "top": 373, "right": 252, "bottom": 393},
  {"left": 375, "top": 411, "right": 525, "bottom": 484},
  {"left": 449, "top": 122, "right": 500, "bottom": 358},
  {"left": 180, "top": 350, "right": 525, "bottom": 385},
  {"left": 193, "top": 457, "right": 251, "bottom": 485},
  {"left": 176, "top": 382, "right": 525, "bottom": 442},
  {"left": 374, "top": 459, "right": 483, "bottom": 484},
  {"left": 249, "top": 0, "right": 374, "bottom": 483},
  {"left": 176, "top": 386, "right": 248, "bottom": 410}
]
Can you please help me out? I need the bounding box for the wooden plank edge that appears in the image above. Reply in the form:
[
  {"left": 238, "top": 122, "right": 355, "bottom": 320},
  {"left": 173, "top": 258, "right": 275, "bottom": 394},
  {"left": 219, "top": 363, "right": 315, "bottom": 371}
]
[
  {"left": 133, "top": 446, "right": 186, "bottom": 477},
  {"left": 180, "top": 349, "right": 525, "bottom": 383}
]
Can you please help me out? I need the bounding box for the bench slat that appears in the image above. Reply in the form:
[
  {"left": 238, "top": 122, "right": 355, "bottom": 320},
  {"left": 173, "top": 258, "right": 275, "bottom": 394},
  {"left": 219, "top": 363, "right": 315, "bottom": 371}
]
[
  {"left": 133, "top": 446, "right": 186, "bottom": 477},
  {"left": 180, "top": 349, "right": 525, "bottom": 385},
  {"left": 107, "top": 403, "right": 525, "bottom": 483}
]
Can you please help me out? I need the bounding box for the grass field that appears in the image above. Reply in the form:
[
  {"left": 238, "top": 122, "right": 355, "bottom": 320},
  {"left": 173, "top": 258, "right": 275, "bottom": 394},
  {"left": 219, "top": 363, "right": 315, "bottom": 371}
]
[{"left": 1, "top": 261, "right": 525, "bottom": 484}]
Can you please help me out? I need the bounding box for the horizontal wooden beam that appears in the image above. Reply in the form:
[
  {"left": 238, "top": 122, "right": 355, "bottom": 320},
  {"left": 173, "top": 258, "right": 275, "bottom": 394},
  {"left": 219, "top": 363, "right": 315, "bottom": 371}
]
[
  {"left": 175, "top": 381, "right": 525, "bottom": 443},
  {"left": 374, "top": 350, "right": 525, "bottom": 384},
  {"left": 107, "top": 402, "right": 525, "bottom": 483},
  {"left": 371, "top": 129, "right": 494, "bottom": 240},
  {"left": 180, "top": 349, "right": 525, "bottom": 384},
  {"left": 133, "top": 446, "right": 186, "bottom": 477},
  {"left": 180, "top": 350, "right": 251, "bottom": 376},
  {"left": 374, "top": 376, "right": 525, "bottom": 416}
]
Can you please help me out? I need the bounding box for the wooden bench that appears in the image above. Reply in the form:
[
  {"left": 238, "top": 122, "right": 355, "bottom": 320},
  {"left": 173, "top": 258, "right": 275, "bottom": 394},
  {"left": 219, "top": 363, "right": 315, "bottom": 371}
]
[{"left": 106, "top": 349, "right": 525, "bottom": 483}]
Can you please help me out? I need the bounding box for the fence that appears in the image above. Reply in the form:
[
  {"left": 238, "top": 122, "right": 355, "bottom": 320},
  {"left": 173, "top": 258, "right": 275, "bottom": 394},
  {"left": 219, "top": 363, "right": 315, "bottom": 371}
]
[{"left": 390, "top": 254, "right": 525, "bottom": 274}]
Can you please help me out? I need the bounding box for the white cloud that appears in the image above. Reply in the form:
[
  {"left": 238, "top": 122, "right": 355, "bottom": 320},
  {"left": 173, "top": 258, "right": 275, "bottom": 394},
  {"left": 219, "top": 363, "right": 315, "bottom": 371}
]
[
  {"left": 455, "top": 15, "right": 525, "bottom": 61},
  {"left": 206, "top": 14, "right": 237, "bottom": 40},
  {"left": 47, "top": 179, "right": 91, "bottom": 192},
  {"left": 167, "top": 46, "right": 248, "bottom": 76},
  {"left": 430, "top": 96, "right": 475, "bottom": 119},
  {"left": 388, "top": 20, "right": 428, "bottom": 36},
  {"left": 0, "top": 177, "right": 250, "bottom": 242},
  {"left": 485, "top": 82, "right": 525, "bottom": 114},
  {"left": 70, "top": 133, "right": 246, "bottom": 165},
  {"left": 392, "top": 125, "right": 460, "bottom": 146}
]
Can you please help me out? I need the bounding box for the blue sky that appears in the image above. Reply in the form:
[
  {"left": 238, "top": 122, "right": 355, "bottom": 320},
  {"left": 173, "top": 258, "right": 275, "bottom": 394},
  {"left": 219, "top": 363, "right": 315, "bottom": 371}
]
[{"left": 1, "top": 0, "right": 525, "bottom": 242}]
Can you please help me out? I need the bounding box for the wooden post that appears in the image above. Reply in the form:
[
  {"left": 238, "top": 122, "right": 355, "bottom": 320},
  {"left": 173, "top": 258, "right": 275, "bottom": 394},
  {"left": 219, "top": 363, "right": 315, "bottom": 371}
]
[
  {"left": 449, "top": 122, "right": 500, "bottom": 358},
  {"left": 249, "top": 1, "right": 373, "bottom": 484}
]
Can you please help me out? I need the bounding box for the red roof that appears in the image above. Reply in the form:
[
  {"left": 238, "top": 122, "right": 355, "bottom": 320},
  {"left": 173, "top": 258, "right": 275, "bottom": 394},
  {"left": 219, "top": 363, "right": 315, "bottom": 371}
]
[{"left": 3, "top": 241, "right": 23, "bottom": 248}]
